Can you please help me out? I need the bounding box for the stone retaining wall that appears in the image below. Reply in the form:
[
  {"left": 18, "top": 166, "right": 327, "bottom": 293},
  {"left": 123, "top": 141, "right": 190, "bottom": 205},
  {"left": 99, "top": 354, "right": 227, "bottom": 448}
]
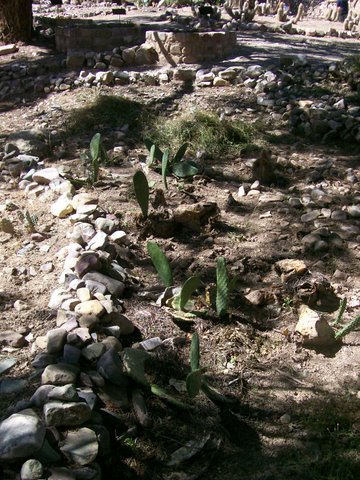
[
  {"left": 55, "top": 24, "right": 146, "bottom": 52},
  {"left": 145, "top": 30, "right": 237, "bottom": 65}
]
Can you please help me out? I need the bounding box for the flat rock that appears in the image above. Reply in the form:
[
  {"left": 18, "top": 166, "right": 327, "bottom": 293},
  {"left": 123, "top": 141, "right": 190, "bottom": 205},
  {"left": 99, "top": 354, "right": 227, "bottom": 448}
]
[
  {"left": 0, "top": 44, "right": 18, "bottom": 56},
  {"left": 41, "top": 363, "right": 79, "bottom": 385},
  {"left": 32, "top": 168, "right": 60, "bottom": 185},
  {"left": 0, "top": 378, "right": 28, "bottom": 395},
  {"left": 0, "top": 409, "right": 45, "bottom": 460},
  {"left": 295, "top": 304, "right": 336, "bottom": 347},
  {"left": 44, "top": 401, "right": 92, "bottom": 426},
  {"left": 60, "top": 427, "right": 98, "bottom": 466},
  {"left": 0, "top": 330, "right": 27, "bottom": 348},
  {"left": 0, "top": 357, "right": 17, "bottom": 375},
  {"left": 82, "top": 272, "right": 125, "bottom": 296}
]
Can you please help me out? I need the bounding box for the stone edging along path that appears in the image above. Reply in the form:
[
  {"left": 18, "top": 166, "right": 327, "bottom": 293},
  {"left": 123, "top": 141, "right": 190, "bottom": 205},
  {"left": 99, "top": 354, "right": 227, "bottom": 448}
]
[{"left": 0, "top": 161, "right": 157, "bottom": 478}]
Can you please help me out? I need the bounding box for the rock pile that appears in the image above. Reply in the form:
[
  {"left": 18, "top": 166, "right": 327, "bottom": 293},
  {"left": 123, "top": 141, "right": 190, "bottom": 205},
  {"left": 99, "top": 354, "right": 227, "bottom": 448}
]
[{"left": 0, "top": 148, "right": 162, "bottom": 479}]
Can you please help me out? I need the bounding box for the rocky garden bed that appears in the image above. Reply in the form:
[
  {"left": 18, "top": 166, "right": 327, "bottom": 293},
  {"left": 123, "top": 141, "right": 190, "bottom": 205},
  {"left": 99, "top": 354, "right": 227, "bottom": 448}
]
[{"left": 0, "top": 2, "right": 360, "bottom": 480}]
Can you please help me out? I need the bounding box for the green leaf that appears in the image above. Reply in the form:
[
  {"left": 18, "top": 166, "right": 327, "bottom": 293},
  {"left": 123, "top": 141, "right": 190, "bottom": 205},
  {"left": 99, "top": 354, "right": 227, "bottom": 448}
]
[
  {"left": 90, "top": 133, "right": 101, "bottom": 161},
  {"left": 335, "top": 314, "right": 360, "bottom": 340},
  {"left": 151, "top": 384, "right": 191, "bottom": 410},
  {"left": 172, "top": 160, "right": 200, "bottom": 178},
  {"left": 147, "top": 241, "right": 173, "bottom": 287},
  {"left": 162, "top": 149, "right": 169, "bottom": 190},
  {"left": 133, "top": 171, "right": 149, "bottom": 219},
  {"left": 146, "top": 144, "right": 156, "bottom": 167},
  {"left": 173, "top": 142, "right": 188, "bottom": 163},
  {"left": 178, "top": 276, "right": 201, "bottom": 311},
  {"left": 190, "top": 332, "right": 200, "bottom": 372},
  {"left": 333, "top": 297, "right": 347, "bottom": 326},
  {"left": 144, "top": 139, "right": 163, "bottom": 161},
  {"left": 186, "top": 369, "right": 202, "bottom": 398},
  {"left": 216, "top": 257, "right": 229, "bottom": 318}
]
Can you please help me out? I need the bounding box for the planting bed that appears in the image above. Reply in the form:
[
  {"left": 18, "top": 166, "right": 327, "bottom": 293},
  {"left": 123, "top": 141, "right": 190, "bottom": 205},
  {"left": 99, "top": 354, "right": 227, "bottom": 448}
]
[{"left": 0, "top": 3, "right": 360, "bottom": 480}]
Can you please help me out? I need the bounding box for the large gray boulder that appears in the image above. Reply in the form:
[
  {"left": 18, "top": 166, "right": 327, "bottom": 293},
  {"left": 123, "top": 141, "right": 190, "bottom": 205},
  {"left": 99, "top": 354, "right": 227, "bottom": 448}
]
[
  {"left": 5, "top": 130, "right": 49, "bottom": 157},
  {"left": 0, "top": 409, "right": 45, "bottom": 460}
]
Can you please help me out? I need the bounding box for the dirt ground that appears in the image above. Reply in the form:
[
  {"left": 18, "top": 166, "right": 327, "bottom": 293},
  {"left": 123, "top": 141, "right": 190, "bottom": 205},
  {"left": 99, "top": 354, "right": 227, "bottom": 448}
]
[{"left": 0, "top": 5, "right": 360, "bottom": 480}]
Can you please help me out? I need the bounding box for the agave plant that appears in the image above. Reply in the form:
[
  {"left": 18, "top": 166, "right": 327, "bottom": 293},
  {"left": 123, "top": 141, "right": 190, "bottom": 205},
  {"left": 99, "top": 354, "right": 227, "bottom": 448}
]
[{"left": 144, "top": 140, "right": 200, "bottom": 182}]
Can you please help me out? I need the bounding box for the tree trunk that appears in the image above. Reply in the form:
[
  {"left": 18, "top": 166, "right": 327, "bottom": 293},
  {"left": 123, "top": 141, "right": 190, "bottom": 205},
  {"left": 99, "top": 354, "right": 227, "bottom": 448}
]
[{"left": 0, "top": 0, "right": 32, "bottom": 43}]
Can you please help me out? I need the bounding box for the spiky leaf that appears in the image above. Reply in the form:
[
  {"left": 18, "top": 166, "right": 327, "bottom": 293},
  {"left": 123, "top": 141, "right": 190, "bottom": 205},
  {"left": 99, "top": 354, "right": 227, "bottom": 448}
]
[
  {"left": 335, "top": 315, "right": 360, "bottom": 340},
  {"left": 333, "top": 297, "right": 347, "bottom": 326},
  {"left": 186, "top": 369, "right": 202, "bottom": 398},
  {"left": 216, "top": 257, "right": 229, "bottom": 318},
  {"left": 172, "top": 160, "right": 200, "bottom": 178},
  {"left": 162, "top": 149, "right": 169, "bottom": 190},
  {"left": 173, "top": 142, "right": 188, "bottom": 163},
  {"left": 144, "top": 139, "right": 163, "bottom": 161},
  {"left": 179, "top": 276, "right": 201, "bottom": 311},
  {"left": 190, "top": 332, "right": 200, "bottom": 372},
  {"left": 147, "top": 241, "right": 173, "bottom": 287},
  {"left": 133, "top": 171, "right": 149, "bottom": 219},
  {"left": 90, "top": 132, "right": 101, "bottom": 161}
]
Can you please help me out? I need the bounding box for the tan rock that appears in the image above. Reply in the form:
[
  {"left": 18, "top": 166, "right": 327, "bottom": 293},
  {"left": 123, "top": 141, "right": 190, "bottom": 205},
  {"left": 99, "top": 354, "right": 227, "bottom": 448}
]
[
  {"left": 74, "top": 300, "right": 105, "bottom": 317},
  {"left": 213, "top": 77, "right": 230, "bottom": 87},
  {"left": 51, "top": 194, "right": 74, "bottom": 218},
  {"left": 275, "top": 259, "right": 308, "bottom": 283},
  {"left": 295, "top": 305, "right": 335, "bottom": 347}
]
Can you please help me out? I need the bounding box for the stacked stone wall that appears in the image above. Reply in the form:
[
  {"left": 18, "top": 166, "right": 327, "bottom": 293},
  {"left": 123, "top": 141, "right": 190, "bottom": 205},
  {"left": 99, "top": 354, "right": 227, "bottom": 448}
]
[
  {"left": 55, "top": 24, "right": 146, "bottom": 52},
  {"left": 145, "top": 30, "right": 237, "bottom": 65}
]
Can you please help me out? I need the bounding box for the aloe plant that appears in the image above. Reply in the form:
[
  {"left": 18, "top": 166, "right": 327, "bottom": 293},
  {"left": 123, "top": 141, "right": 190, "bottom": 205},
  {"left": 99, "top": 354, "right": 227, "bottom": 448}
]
[
  {"left": 144, "top": 140, "right": 199, "bottom": 180},
  {"left": 87, "top": 132, "right": 110, "bottom": 184},
  {"left": 216, "top": 257, "right": 229, "bottom": 318},
  {"left": 147, "top": 240, "right": 173, "bottom": 287},
  {"left": 133, "top": 171, "right": 150, "bottom": 219}
]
